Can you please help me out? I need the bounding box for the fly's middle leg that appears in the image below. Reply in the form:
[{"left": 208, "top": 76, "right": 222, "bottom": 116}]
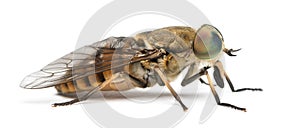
[
  {"left": 205, "top": 71, "right": 247, "bottom": 112},
  {"left": 181, "top": 65, "right": 211, "bottom": 86}
]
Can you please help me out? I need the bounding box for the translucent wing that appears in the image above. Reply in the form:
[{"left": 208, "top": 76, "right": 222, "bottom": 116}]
[{"left": 20, "top": 37, "right": 142, "bottom": 89}]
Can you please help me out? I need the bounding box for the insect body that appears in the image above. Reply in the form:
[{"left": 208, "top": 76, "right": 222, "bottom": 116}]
[{"left": 20, "top": 24, "right": 262, "bottom": 111}]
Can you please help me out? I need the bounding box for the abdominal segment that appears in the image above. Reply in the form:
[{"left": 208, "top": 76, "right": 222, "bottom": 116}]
[{"left": 55, "top": 71, "right": 145, "bottom": 94}]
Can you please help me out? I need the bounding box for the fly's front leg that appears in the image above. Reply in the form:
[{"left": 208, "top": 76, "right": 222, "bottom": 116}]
[
  {"left": 224, "top": 72, "right": 263, "bottom": 92},
  {"left": 154, "top": 66, "right": 188, "bottom": 111},
  {"left": 181, "top": 63, "right": 208, "bottom": 86},
  {"left": 223, "top": 48, "right": 241, "bottom": 56},
  {"left": 205, "top": 71, "right": 247, "bottom": 112},
  {"left": 52, "top": 75, "right": 114, "bottom": 107},
  {"left": 215, "top": 61, "right": 263, "bottom": 92}
]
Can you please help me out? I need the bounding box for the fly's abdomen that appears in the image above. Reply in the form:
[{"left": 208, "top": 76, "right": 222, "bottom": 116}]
[
  {"left": 55, "top": 73, "right": 105, "bottom": 94},
  {"left": 54, "top": 68, "right": 141, "bottom": 94}
]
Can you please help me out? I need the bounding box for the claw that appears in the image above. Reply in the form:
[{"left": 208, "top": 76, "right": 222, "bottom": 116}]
[
  {"left": 231, "top": 48, "right": 242, "bottom": 52},
  {"left": 224, "top": 48, "right": 242, "bottom": 56},
  {"left": 199, "top": 78, "right": 210, "bottom": 85}
]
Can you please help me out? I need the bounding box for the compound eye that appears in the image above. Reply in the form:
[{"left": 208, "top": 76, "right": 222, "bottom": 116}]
[{"left": 193, "top": 24, "right": 223, "bottom": 59}]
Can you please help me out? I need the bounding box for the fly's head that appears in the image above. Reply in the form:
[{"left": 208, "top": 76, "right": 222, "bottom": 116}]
[{"left": 192, "top": 24, "right": 224, "bottom": 61}]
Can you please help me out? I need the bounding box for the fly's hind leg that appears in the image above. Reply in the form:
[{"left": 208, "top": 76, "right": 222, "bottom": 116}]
[
  {"left": 154, "top": 66, "right": 188, "bottom": 111},
  {"left": 52, "top": 76, "right": 114, "bottom": 107},
  {"left": 205, "top": 71, "right": 247, "bottom": 112},
  {"left": 52, "top": 85, "right": 101, "bottom": 107}
]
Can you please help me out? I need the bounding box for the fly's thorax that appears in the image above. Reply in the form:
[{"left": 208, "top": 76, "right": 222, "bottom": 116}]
[
  {"left": 134, "top": 31, "right": 154, "bottom": 49},
  {"left": 132, "top": 25, "right": 224, "bottom": 83},
  {"left": 134, "top": 27, "right": 194, "bottom": 53},
  {"left": 134, "top": 27, "right": 199, "bottom": 80},
  {"left": 150, "top": 30, "right": 192, "bottom": 53},
  {"left": 161, "top": 26, "right": 196, "bottom": 45}
]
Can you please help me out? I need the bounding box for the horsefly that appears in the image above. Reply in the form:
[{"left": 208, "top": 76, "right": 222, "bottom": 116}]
[{"left": 20, "top": 24, "right": 262, "bottom": 112}]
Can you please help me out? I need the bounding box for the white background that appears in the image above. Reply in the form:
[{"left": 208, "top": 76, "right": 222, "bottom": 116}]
[{"left": 0, "top": 0, "right": 299, "bottom": 127}]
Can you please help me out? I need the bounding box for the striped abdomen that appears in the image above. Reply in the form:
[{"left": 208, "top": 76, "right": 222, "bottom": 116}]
[
  {"left": 55, "top": 73, "right": 105, "bottom": 94},
  {"left": 55, "top": 64, "right": 146, "bottom": 94}
]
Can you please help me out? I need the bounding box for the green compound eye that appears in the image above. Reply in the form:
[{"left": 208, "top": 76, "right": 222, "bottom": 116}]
[{"left": 193, "top": 24, "right": 224, "bottom": 60}]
